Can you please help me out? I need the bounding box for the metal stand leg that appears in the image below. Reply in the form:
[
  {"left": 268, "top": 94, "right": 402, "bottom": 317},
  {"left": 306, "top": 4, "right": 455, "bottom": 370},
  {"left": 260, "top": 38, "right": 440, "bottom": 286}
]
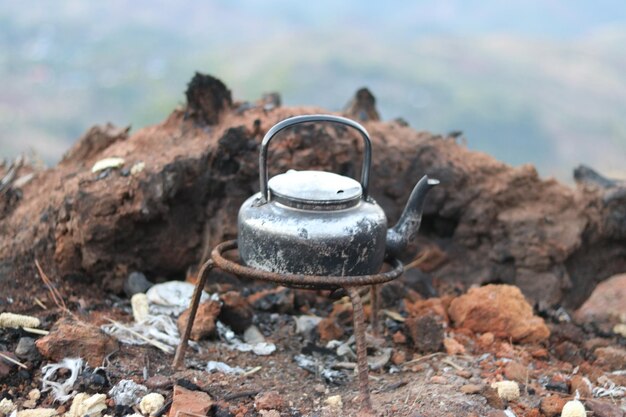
[
  {"left": 172, "top": 259, "right": 214, "bottom": 369},
  {"left": 346, "top": 287, "right": 373, "bottom": 413},
  {"left": 371, "top": 285, "right": 381, "bottom": 337}
]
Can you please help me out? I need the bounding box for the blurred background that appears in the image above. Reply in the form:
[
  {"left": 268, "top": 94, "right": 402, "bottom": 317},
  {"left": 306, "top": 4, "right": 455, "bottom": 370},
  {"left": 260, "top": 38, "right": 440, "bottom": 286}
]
[{"left": 1, "top": 0, "right": 625, "bottom": 181}]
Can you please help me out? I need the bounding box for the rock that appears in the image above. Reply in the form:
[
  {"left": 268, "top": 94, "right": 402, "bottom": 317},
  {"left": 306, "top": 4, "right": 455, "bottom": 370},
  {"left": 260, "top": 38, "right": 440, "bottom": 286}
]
[
  {"left": 481, "top": 386, "right": 505, "bottom": 409},
  {"left": 36, "top": 318, "right": 118, "bottom": 367},
  {"left": 404, "top": 297, "right": 449, "bottom": 324},
  {"left": 169, "top": 385, "right": 213, "bottom": 417},
  {"left": 317, "top": 317, "right": 344, "bottom": 342},
  {"left": 614, "top": 323, "right": 626, "bottom": 337},
  {"left": 124, "top": 272, "right": 152, "bottom": 297},
  {"left": 66, "top": 393, "right": 107, "bottom": 417},
  {"left": 477, "top": 332, "right": 495, "bottom": 348},
  {"left": 443, "top": 337, "right": 465, "bottom": 355},
  {"left": 561, "top": 400, "right": 587, "bottom": 417},
  {"left": 461, "top": 384, "right": 483, "bottom": 395},
  {"left": 585, "top": 399, "right": 623, "bottom": 417},
  {"left": 593, "top": 346, "right": 626, "bottom": 371},
  {"left": 554, "top": 341, "right": 583, "bottom": 365},
  {"left": 243, "top": 325, "right": 266, "bottom": 345},
  {"left": 545, "top": 374, "right": 570, "bottom": 394},
  {"left": 343, "top": 87, "right": 380, "bottom": 122},
  {"left": 139, "top": 393, "right": 165, "bottom": 416},
  {"left": 185, "top": 72, "right": 232, "bottom": 125},
  {"left": 0, "top": 398, "right": 15, "bottom": 415},
  {"left": 405, "top": 315, "right": 444, "bottom": 353},
  {"left": 248, "top": 287, "right": 294, "bottom": 314},
  {"left": 254, "top": 391, "right": 285, "bottom": 411},
  {"left": 145, "top": 376, "right": 173, "bottom": 390},
  {"left": 491, "top": 381, "right": 520, "bottom": 401},
  {"left": 570, "top": 375, "right": 592, "bottom": 398},
  {"left": 258, "top": 411, "right": 280, "bottom": 417},
  {"left": 391, "top": 350, "right": 407, "bottom": 365},
  {"left": 131, "top": 293, "right": 150, "bottom": 323},
  {"left": 22, "top": 389, "right": 41, "bottom": 409},
  {"left": 503, "top": 361, "right": 528, "bottom": 383},
  {"left": 430, "top": 375, "right": 447, "bottom": 384},
  {"left": 448, "top": 285, "right": 550, "bottom": 343},
  {"left": 575, "top": 273, "right": 626, "bottom": 325},
  {"left": 218, "top": 291, "right": 253, "bottom": 333},
  {"left": 15, "top": 337, "right": 39, "bottom": 361},
  {"left": 323, "top": 395, "right": 343, "bottom": 409},
  {"left": 177, "top": 300, "right": 221, "bottom": 341},
  {"left": 540, "top": 395, "right": 567, "bottom": 417},
  {"left": 109, "top": 379, "right": 148, "bottom": 407},
  {"left": 392, "top": 331, "right": 407, "bottom": 344}
]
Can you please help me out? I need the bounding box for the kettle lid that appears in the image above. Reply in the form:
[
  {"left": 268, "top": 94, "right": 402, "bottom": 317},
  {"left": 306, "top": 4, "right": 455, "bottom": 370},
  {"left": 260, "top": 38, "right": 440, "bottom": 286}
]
[{"left": 268, "top": 170, "right": 362, "bottom": 210}]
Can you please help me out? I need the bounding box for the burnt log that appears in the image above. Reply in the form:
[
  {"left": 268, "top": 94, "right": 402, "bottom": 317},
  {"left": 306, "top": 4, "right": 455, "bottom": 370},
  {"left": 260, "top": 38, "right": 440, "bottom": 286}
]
[{"left": 0, "top": 73, "right": 624, "bottom": 308}]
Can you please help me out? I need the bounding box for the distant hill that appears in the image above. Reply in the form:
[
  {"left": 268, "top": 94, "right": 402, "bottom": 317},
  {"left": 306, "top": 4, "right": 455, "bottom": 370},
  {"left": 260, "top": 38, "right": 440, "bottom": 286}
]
[{"left": 1, "top": 1, "right": 625, "bottom": 180}]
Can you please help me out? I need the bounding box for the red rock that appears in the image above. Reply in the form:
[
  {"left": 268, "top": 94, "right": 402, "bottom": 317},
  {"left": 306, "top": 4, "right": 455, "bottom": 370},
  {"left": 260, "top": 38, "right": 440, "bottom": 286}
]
[
  {"left": 448, "top": 285, "right": 550, "bottom": 343},
  {"left": 443, "top": 337, "right": 465, "bottom": 355},
  {"left": 503, "top": 361, "right": 529, "bottom": 383},
  {"left": 391, "top": 350, "right": 406, "bottom": 365},
  {"left": 405, "top": 297, "right": 449, "bottom": 324},
  {"left": 177, "top": 300, "right": 221, "bottom": 341},
  {"left": 593, "top": 346, "right": 626, "bottom": 371},
  {"left": 585, "top": 399, "right": 624, "bottom": 417},
  {"left": 477, "top": 332, "right": 495, "bottom": 348},
  {"left": 35, "top": 318, "right": 118, "bottom": 367},
  {"left": 575, "top": 273, "right": 626, "bottom": 325},
  {"left": 392, "top": 331, "right": 407, "bottom": 344},
  {"left": 461, "top": 384, "right": 482, "bottom": 394},
  {"left": 218, "top": 291, "right": 253, "bottom": 334},
  {"left": 430, "top": 375, "right": 447, "bottom": 384},
  {"left": 531, "top": 347, "right": 549, "bottom": 360},
  {"left": 540, "top": 395, "right": 566, "bottom": 417},
  {"left": 405, "top": 315, "right": 444, "bottom": 353},
  {"left": 169, "top": 385, "right": 213, "bottom": 417},
  {"left": 254, "top": 391, "right": 285, "bottom": 411},
  {"left": 317, "top": 317, "right": 344, "bottom": 342},
  {"left": 569, "top": 375, "right": 592, "bottom": 398}
]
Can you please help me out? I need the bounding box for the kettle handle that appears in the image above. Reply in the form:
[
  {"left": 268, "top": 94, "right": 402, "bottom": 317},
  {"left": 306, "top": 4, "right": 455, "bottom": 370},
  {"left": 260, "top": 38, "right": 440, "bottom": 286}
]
[{"left": 259, "top": 114, "right": 372, "bottom": 201}]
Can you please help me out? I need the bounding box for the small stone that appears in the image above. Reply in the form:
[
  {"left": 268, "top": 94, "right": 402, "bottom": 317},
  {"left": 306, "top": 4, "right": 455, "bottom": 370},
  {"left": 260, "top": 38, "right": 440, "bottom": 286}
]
[
  {"left": 0, "top": 399, "right": 15, "bottom": 415},
  {"left": 456, "top": 369, "right": 473, "bottom": 379},
  {"left": 36, "top": 318, "right": 118, "bottom": 367},
  {"left": 317, "top": 317, "right": 344, "bottom": 342},
  {"left": 478, "top": 332, "right": 495, "bottom": 348},
  {"left": 392, "top": 331, "right": 407, "bottom": 344},
  {"left": 448, "top": 284, "right": 550, "bottom": 343},
  {"left": 593, "top": 346, "right": 626, "bottom": 371},
  {"left": 124, "top": 272, "right": 153, "bottom": 297},
  {"left": 430, "top": 375, "right": 447, "bottom": 384},
  {"left": 109, "top": 379, "right": 149, "bottom": 407},
  {"left": 258, "top": 411, "right": 280, "bottom": 417},
  {"left": 545, "top": 374, "right": 570, "bottom": 393},
  {"left": 15, "top": 337, "right": 39, "bottom": 361},
  {"left": 443, "top": 337, "right": 465, "bottom": 355},
  {"left": 613, "top": 323, "right": 626, "bottom": 338},
  {"left": 22, "top": 389, "right": 41, "bottom": 409},
  {"left": 145, "top": 375, "right": 172, "bottom": 390},
  {"left": 248, "top": 287, "right": 294, "bottom": 314},
  {"left": 323, "top": 395, "right": 343, "bottom": 409},
  {"left": 561, "top": 400, "right": 586, "bottom": 417},
  {"left": 177, "top": 300, "right": 221, "bottom": 341},
  {"left": 555, "top": 341, "right": 583, "bottom": 365},
  {"left": 405, "top": 315, "right": 444, "bottom": 353},
  {"left": 570, "top": 375, "right": 592, "bottom": 398},
  {"left": 254, "top": 391, "right": 285, "bottom": 411},
  {"left": 481, "top": 386, "right": 505, "bottom": 409},
  {"left": 66, "top": 393, "right": 107, "bottom": 417},
  {"left": 491, "top": 381, "right": 520, "bottom": 401},
  {"left": 585, "top": 399, "right": 622, "bottom": 417},
  {"left": 391, "top": 350, "right": 407, "bottom": 365},
  {"left": 139, "top": 393, "right": 165, "bottom": 416},
  {"left": 169, "top": 385, "right": 213, "bottom": 417},
  {"left": 131, "top": 293, "right": 150, "bottom": 323},
  {"left": 218, "top": 291, "right": 253, "bottom": 333},
  {"left": 461, "top": 384, "right": 483, "bottom": 394},
  {"left": 531, "top": 348, "right": 549, "bottom": 360},
  {"left": 540, "top": 395, "right": 567, "bottom": 417},
  {"left": 91, "top": 157, "right": 125, "bottom": 173},
  {"left": 503, "top": 361, "right": 528, "bottom": 383}
]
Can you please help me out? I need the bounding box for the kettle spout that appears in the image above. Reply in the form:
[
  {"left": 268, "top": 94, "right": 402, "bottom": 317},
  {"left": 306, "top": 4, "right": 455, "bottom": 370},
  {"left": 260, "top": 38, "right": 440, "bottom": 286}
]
[{"left": 386, "top": 175, "right": 439, "bottom": 258}]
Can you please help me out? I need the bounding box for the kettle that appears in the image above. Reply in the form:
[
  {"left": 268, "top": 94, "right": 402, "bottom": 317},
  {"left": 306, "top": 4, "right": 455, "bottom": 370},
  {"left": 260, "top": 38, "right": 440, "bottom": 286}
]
[{"left": 238, "top": 114, "right": 438, "bottom": 276}]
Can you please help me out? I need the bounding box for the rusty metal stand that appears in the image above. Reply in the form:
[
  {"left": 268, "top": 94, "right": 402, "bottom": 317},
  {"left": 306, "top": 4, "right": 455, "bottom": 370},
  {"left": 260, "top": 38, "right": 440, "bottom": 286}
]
[{"left": 173, "top": 240, "right": 404, "bottom": 413}]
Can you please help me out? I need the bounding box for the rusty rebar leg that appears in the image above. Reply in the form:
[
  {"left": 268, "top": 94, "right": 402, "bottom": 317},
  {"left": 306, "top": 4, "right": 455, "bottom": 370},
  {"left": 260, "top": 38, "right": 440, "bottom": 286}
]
[
  {"left": 346, "top": 287, "right": 373, "bottom": 413},
  {"left": 172, "top": 259, "right": 214, "bottom": 369},
  {"left": 371, "top": 284, "right": 381, "bottom": 337}
]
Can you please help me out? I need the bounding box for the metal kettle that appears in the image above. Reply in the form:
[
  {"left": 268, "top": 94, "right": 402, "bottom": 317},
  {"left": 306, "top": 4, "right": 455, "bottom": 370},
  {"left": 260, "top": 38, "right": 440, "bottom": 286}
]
[{"left": 237, "top": 114, "right": 439, "bottom": 276}]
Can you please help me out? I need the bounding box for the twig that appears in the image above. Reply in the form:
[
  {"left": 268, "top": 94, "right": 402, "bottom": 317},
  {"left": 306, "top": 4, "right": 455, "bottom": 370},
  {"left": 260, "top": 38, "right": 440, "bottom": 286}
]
[
  {"left": 104, "top": 318, "right": 173, "bottom": 353},
  {"left": 401, "top": 352, "right": 444, "bottom": 367},
  {"left": 34, "top": 297, "right": 48, "bottom": 310},
  {"left": 35, "top": 259, "right": 73, "bottom": 319},
  {"left": 441, "top": 357, "right": 464, "bottom": 371},
  {"left": 403, "top": 250, "right": 430, "bottom": 271},
  {"left": 224, "top": 390, "right": 260, "bottom": 401},
  {"left": 242, "top": 366, "right": 262, "bottom": 377},
  {"left": 22, "top": 327, "right": 49, "bottom": 335},
  {"left": 153, "top": 399, "right": 172, "bottom": 417},
  {"left": 0, "top": 352, "right": 28, "bottom": 369}
]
